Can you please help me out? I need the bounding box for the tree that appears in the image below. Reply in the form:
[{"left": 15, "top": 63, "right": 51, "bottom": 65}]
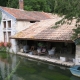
[
  {"left": 0, "top": 0, "right": 8, "bottom": 6},
  {"left": 7, "top": 0, "right": 19, "bottom": 8},
  {"left": 24, "top": 0, "right": 51, "bottom": 12}
]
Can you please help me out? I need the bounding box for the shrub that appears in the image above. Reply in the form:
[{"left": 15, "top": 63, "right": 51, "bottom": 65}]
[
  {"left": 0, "top": 42, "right": 11, "bottom": 47},
  {"left": 0, "top": 42, "right": 4, "bottom": 47},
  {"left": 7, "top": 42, "right": 12, "bottom": 48},
  {"left": 4, "top": 42, "right": 7, "bottom": 47}
]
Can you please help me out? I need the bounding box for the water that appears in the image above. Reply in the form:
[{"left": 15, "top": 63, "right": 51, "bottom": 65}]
[{"left": 0, "top": 52, "right": 80, "bottom": 80}]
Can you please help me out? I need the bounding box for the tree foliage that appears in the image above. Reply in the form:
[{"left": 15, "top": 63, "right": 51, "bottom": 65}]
[
  {"left": 24, "top": 0, "right": 51, "bottom": 12},
  {"left": 4, "top": 0, "right": 80, "bottom": 19},
  {"left": 0, "top": 0, "right": 80, "bottom": 17},
  {"left": 7, "top": 0, "right": 19, "bottom": 8},
  {"left": 0, "top": 0, "right": 8, "bottom": 7}
]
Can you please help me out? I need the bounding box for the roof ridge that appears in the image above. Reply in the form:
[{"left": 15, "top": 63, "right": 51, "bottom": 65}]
[
  {"left": 0, "top": 6, "right": 54, "bottom": 16},
  {"left": 0, "top": 6, "right": 25, "bottom": 11},
  {"left": 0, "top": 6, "right": 50, "bottom": 13},
  {"left": 0, "top": 6, "right": 53, "bottom": 21}
]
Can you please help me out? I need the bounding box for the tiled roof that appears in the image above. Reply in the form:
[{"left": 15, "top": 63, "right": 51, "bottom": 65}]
[
  {"left": 11, "top": 17, "right": 77, "bottom": 41},
  {"left": 0, "top": 6, "right": 53, "bottom": 21}
]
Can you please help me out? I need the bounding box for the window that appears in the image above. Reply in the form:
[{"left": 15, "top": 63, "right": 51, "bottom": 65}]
[
  {"left": 8, "top": 21, "right": 11, "bottom": 28},
  {"left": 8, "top": 32, "right": 11, "bottom": 42},
  {"left": 3, "top": 32, "right": 7, "bottom": 42},
  {"left": 3, "top": 21, "right": 6, "bottom": 28}
]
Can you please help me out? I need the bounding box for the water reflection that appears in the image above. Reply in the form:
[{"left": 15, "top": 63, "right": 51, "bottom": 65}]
[
  {"left": 0, "top": 52, "right": 80, "bottom": 80},
  {"left": 0, "top": 53, "right": 19, "bottom": 80},
  {"left": 60, "top": 66, "right": 66, "bottom": 70},
  {"left": 48, "top": 65, "right": 54, "bottom": 70}
]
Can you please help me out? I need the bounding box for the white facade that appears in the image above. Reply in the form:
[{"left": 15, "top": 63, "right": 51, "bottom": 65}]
[
  {"left": 16, "top": 21, "right": 35, "bottom": 32},
  {"left": 0, "top": 9, "right": 35, "bottom": 53},
  {"left": 0, "top": 10, "right": 17, "bottom": 53}
]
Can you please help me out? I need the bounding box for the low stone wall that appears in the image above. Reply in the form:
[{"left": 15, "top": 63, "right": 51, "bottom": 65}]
[{"left": 17, "top": 52, "right": 74, "bottom": 67}]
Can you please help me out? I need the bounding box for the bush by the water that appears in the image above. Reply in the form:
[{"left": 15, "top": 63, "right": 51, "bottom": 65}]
[{"left": 0, "top": 42, "right": 11, "bottom": 51}]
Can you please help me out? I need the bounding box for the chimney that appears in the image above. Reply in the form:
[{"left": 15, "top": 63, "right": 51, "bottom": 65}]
[{"left": 19, "top": 0, "right": 24, "bottom": 9}]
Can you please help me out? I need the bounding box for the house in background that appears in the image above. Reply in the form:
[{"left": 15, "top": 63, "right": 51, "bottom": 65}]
[
  {"left": 0, "top": 0, "right": 80, "bottom": 65},
  {"left": 11, "top": 17, "right": 80, "bottom": 65},
  {"left": 0, "top": 0, "right": 53, "bottom": 53}
]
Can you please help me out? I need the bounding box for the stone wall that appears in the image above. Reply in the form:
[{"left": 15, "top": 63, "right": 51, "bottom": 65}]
[
  {"left": 0, "top": 11, "right": 18, "bottom": 53},
  {"left": 75, "top": 45, "right": 80, "bottom": 65},
  {"left": 0, "top": 10, "right": 36, "bottom": 53},
  {"left": 16, "top": 21, "right": 35, "bottom": 32}
]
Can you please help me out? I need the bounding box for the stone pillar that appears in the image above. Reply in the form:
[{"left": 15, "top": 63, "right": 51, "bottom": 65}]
[{"left": 75, "top": 45, "right": 80, "bottom": 65}]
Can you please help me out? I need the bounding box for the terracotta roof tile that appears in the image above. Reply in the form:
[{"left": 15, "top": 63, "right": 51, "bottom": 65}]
[
  {"left": 11, "top": 17, "right": 77, "bottom": 41},
  {"left": 0, "top": 6, "right": 53, "bottom": 21}
]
